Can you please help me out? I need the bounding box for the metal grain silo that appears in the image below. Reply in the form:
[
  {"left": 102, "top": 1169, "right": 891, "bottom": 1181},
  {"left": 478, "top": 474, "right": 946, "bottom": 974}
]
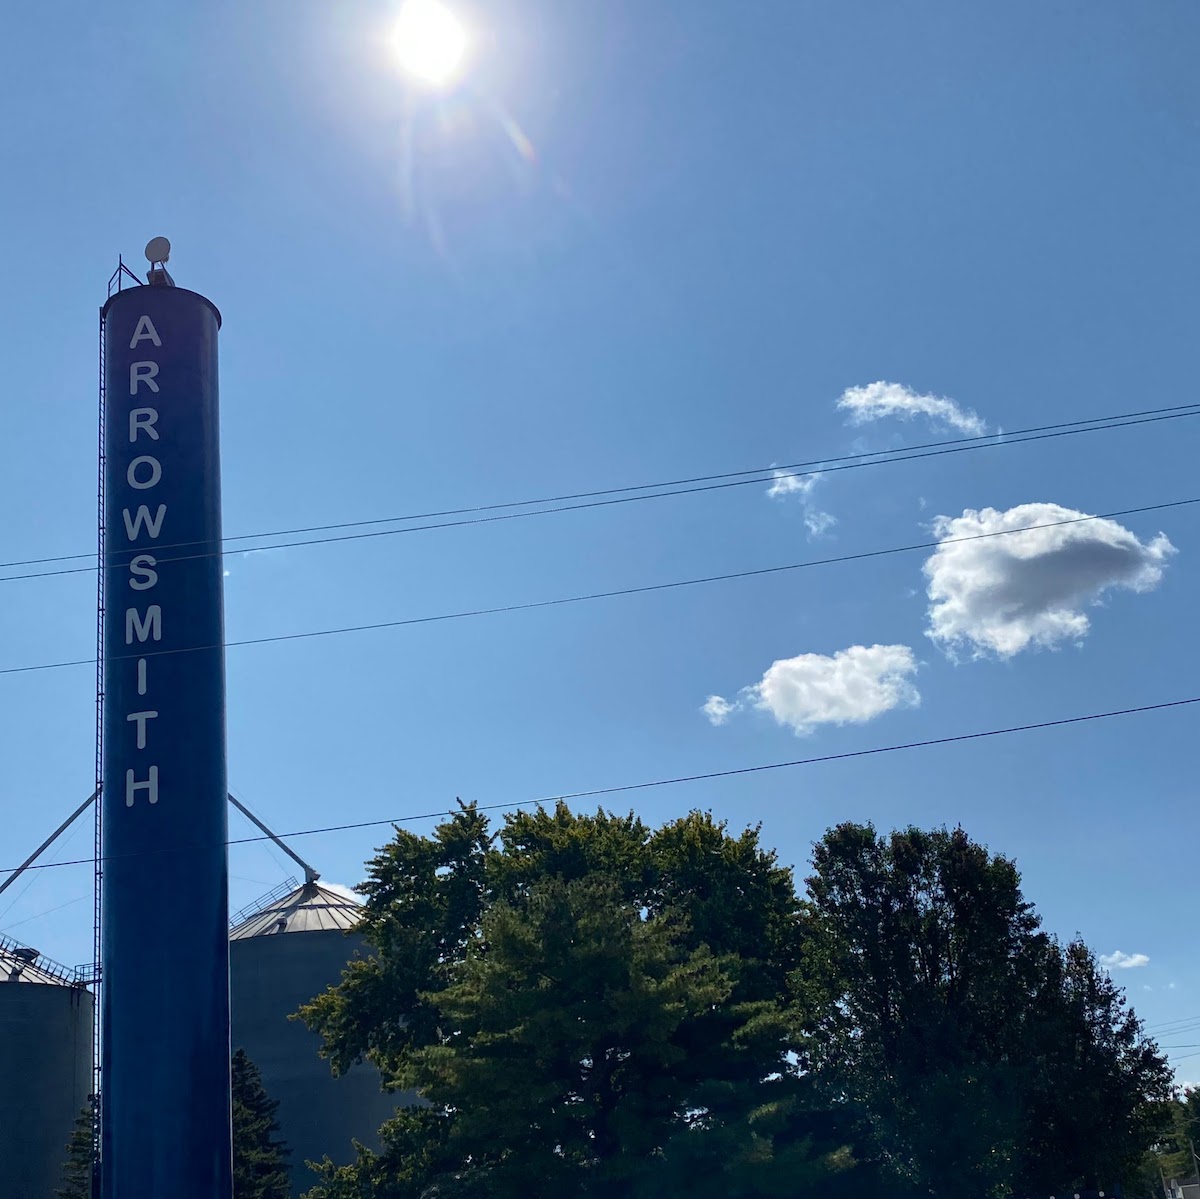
[
  {"left": 0, "top": 936, "right": 95, "bottom": 1199},
  {"left": 230, "top": 881, "right": 404, "bottom": 1197}
]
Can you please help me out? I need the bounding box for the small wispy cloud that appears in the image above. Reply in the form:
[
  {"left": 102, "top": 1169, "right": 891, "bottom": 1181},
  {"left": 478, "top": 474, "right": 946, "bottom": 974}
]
[
  {"left": 766, "top": 471, "right": 836, "bottom": 539},
  {"left": 767, "top": 471, "right": 819, "bottom": 499},
  {"left": 1100, "top": 950, "right": 1150, "bottom": 970},
  {"left": 804, "top": 510, "right": 837, "bottom": 538},
  {"left": 701, "top": 695, "right": 736, "bottom": 726},
  {"left": 837, "top": 381, "right": 988, "bottom": 436}
]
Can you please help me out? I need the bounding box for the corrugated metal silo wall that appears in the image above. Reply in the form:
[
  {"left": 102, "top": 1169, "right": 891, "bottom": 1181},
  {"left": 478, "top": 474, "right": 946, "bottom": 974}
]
[
  {"left": 0, "top": 984, "right": 94, "bottom": 1198},
  {"left": 231, "top": 931, "right": 408, "bottom": 1197}
]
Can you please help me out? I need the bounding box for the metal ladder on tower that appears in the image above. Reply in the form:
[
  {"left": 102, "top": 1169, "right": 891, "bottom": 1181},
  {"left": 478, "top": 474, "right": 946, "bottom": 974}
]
[{"left": 92, "top": 296, "right": 107, "bottom": 1160}]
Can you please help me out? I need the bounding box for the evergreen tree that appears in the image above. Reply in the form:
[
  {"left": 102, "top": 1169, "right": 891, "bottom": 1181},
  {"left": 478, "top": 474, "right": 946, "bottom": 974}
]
[
  {"left": 57, "top": 1097, "right": 98, "bottom": 1199},
  {"left": 233, "top": 1048, "right": 291, "bottom": 1199}
]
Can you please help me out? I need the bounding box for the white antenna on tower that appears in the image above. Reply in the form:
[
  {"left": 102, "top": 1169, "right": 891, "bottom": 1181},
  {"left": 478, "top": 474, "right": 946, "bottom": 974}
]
[{"left": 145, "top": 236, "right": 175, "bottom": 287}]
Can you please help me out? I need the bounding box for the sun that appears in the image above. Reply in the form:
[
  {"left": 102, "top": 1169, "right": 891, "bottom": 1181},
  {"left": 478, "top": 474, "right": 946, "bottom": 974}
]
[{"left": 393, "top": 0, "right": 470, "bottom": 89}]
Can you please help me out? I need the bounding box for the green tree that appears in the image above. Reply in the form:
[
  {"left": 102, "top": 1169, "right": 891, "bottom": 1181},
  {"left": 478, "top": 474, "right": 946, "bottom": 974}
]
[
  {"left": 57, "top": 1097, "right": 98, "bottom": 1199},
  {"left": 1015, "top": 938, "right": 1175, "bottom": 1193},
  {"left": 232, "top": 1048, "right": 291, "bottom": 1199},
  {"left": 1172, "top": 1087, "right": 1200, "bottom": 1176},
  {"left": 299, "top": 803, "right": 857, "bottom": 1199},
  {"left": 799, "top": 822, "right": 1172, "bottom": 1197},
  {"left": 1128, "top": 1090, "right": 1200, "bottom": 1196}
]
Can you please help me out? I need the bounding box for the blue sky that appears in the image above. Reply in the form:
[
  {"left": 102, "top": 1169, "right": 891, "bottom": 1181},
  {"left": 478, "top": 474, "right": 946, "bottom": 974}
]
[{"left": 2, "top": 1, "right": 1198, "bottom": 1066}]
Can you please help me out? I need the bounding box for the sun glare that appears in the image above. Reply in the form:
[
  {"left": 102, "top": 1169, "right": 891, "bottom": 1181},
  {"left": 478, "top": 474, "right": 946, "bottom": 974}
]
[{"left": 394, "top": 0, "right": 470, "bottom": 89}]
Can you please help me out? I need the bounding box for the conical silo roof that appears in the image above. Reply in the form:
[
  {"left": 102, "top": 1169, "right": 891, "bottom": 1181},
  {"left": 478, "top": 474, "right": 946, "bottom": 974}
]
[
  {"left": 0, "top": 934, "right": 84, "bottom": 986},
  {"left": 229, "top": 880, "right": 362, "bottom": 940}
]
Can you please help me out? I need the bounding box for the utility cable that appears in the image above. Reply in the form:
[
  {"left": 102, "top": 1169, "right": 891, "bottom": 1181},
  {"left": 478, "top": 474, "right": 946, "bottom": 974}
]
[
  {"left": 1147, "top": 1015, "right": 1200, "bottom": 1032},
  {"left": 1, "top": 403, "right": 1197, "bottom": 583},
  {"left": 229, "top": 788, "right": 292, "bottom": 880},
  {"left": 0, "top": 895, "right": 87, "bottom": 933},
  {"left": 0, "top": 818, "right": 86, "bottom": 924},
  {"left": 4, "top": 692, "right": 1197, "bottom": 877},
  {"left": 217, "top": 402, "right": 1200, "bottom": 546},
  {"left": 1, "top": 495, "right": 1195, "bottom": 679}
]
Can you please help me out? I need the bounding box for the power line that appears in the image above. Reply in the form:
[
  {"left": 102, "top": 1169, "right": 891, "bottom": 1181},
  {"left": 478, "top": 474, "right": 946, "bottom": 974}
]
[
  {"left": 1149, "top": 1015, "right": 1200, "bottom": 1033},
  {"left": 1152, "top": 1027, "right": 1200, "bottom": 1043},
  {"left": 0, "top": 895, "right": 87, "bottom": 933},
  {"left": 2, "top": 403, "right": 1197, "bottom": 584},
  {"left": 2, "top": 495, "right": 1195, "bottom": 679},
  {"left": 229, "top": 788, "right": 292, "bottom": 880},
  {"left": 4, "top": 692, "right": 1197, "bottom": 877},
  {"left": 0, "top": 818, "right": 86, "bottom": 924},
  {"left": 214, "top": 403, "right": 1200, "bottom": 545}
]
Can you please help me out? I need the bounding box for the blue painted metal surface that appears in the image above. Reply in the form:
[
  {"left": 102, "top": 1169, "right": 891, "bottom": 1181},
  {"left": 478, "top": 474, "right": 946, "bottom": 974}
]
[{"left": 101, "top": 284, "right": 232, "bottom": 1197}]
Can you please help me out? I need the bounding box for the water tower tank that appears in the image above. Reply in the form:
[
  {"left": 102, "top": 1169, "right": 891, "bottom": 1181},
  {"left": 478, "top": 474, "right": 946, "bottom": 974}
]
[
  {"left": 0, "top": 935, "right": 95, "bottom": 1198},
  {"left": 230, "top": 881, "right": 406, "bottom": 1196}
]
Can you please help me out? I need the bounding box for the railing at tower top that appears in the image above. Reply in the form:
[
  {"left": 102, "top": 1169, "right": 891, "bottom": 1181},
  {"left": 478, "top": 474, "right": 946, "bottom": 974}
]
[{"left": 106, "top": 255, "right": 142, "bottom": 298}]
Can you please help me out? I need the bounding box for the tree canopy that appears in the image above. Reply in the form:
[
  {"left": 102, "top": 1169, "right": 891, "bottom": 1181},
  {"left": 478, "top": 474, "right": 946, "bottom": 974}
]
[
  {"left": 298, "top": 805, "right": 1172, "bottom": 1199},
  {"left": 1128, "top": 1088, "right": 1200, "bottom": 1197},
  {"left": 299, "top": 803, "right": 853, "bottom": 1198},
  {"left": 799, "top": 822, "right": 1173, "bottom": 1196}
]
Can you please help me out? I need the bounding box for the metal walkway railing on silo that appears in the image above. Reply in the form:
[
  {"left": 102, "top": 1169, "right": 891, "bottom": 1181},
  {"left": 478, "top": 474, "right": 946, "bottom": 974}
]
[
  {"left": 229, "top": 878, "right": 300, "bottom": 930},
  {"left": 0, "top": 932, "right": 84, "bottom": 986}
]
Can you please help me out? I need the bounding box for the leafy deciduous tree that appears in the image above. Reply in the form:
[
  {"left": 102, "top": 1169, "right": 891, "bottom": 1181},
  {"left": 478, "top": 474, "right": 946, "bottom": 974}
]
[
  {"left": 299, "top": 803, "right": 855, "bottom": 1199},
  {"left": 799, "top": 822, "right": 1173, "bottom": 1197}
]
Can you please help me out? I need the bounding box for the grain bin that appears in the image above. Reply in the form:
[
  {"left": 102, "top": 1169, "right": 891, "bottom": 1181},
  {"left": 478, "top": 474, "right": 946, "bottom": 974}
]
[
  {"left": 230, "top": 881, "right": 404, "bottom": 1196},
  {"left": 0, "top": 935, "right": 95, "bottom": 1198}
]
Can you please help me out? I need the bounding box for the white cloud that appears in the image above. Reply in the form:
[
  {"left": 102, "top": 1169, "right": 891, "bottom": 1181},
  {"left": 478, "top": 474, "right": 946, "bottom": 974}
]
[
  {"left": 321, "top": 881, "right": 364, "bottom": 905},
  {"left": 701, "top": 695, "right": 735, "bottom": 726},
  {"left": 705, "top": 644, "right": 919, "bottom": 736},
  {"left": 1100, "top": 950, "right": 1150, "bottom": 970},
  {"left": 767, "top": 470, "right": 836, "bottom": 539},
  {"left": 804, "top": 510, "right": 837, "bottom": 537},
  {"left": 837, "top": 381, "right": 988, "bottom": 436},
  {"left": 767, "top": 470, "right": 819, "bottom": 499},
  {"left": 924, "top": 503, "right": 1175, "bottom": 658}
]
